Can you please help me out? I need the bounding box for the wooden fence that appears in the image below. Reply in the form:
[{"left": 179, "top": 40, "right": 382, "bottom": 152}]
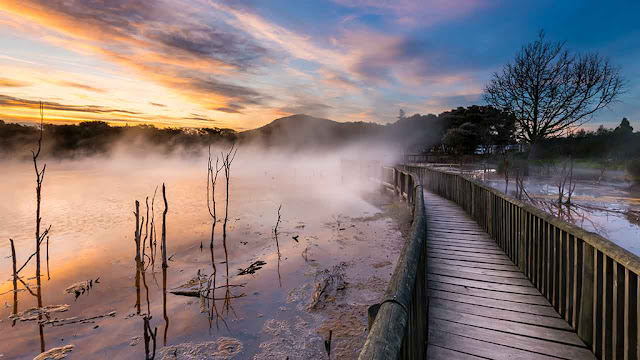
[
  {"left": 359, "top": 166, "right": 428, "bottom": 359},
  {"left": 407, "top": 164, "right": 640, "bottom": 360}
]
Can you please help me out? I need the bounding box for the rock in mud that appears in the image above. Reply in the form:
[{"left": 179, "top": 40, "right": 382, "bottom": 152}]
[
  {"left": 158, "top": 338, "right": 243, "bottom": 359},
  {"left": 9, "top": 305, "right": 70, "bottom": 322},
  {"left": 32, "top": 345, "right": 74, "bottom": 360}
]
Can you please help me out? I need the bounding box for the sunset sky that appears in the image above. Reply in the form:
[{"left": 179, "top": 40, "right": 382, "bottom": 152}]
[{"left": 0, "top": 0, "right": 638, "bottom": 130}]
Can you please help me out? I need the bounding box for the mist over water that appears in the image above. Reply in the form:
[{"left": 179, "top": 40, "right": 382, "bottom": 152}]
[{"left": 0, "top": 142, "right": 407, "bottom": 359}]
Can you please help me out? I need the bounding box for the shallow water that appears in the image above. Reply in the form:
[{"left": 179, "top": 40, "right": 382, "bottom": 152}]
[
  {"left": 475, "top": 172, "right": 640, "bottom": 256},
  {"left": 0, "top": 153, "right": 406, "bottom": 359}
]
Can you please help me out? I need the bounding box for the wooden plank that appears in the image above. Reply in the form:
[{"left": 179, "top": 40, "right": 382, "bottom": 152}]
[
  {"left": 428, "top": 274, "right": 540, "bottom": 295},
  {"left": 427, "top": 240, "right": 502, "bottom": 250},
  {"left": 430, "top": 229, "right": 490, "bottom": 236},
  {"left": 431, "top": 307, "right": 586, "bottom": 346},
  {"left": 428, "top": 257, "right": 520, "bottom": 272},
  {"left": 428, "top": 248, "right": 511, "bottom": 261},
  {"left": 428, "top": 281, "right": 551, "bottom": 306},
  {"left": 428, "top": 289, "right": 561, "bottom": 317},
  {"left": 428, "top": 252, "right": 514, "bottom": 266},
  {"left": 430, "top": 318, "right": 596, "bottom": 359},
  {"left": 428, "top": 328, "right": 558, "bottom": 360},
  {"left": 426, "top": 345, "right": 484, "bottom": 360},
  {"left": 430, "top": 298, "right": 571, "bottom": 330},
  {"left": 428, "top": 262, "right": 528, "bottom": 280},
  {"left": 427, "top": 237, "right": 498, "bottom": 247},
  {"left": 427, "top": 244, "right": 507, "bottom": 255}
]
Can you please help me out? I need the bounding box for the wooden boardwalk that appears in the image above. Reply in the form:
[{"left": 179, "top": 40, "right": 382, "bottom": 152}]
[{"left": 424, "top": 191, "right": 596, "bottom": 360}]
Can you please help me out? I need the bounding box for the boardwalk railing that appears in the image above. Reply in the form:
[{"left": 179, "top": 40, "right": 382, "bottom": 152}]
[
  {"left": 407, "top": 164, "right": 640, "bottom": 360},
  {"left": 359, "top": 166, "right": 427, "bottom": 359}
]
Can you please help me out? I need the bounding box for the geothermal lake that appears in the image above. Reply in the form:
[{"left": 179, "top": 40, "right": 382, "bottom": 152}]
[
  {"left": 0, "top": 152, "right": 408, "bottom": 359},
  {"left": 473, "top": 170, "right": 640, "bottom": 256}
]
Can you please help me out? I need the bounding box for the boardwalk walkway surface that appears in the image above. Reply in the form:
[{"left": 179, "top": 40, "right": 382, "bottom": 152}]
[{"left": 424, "top": 191, "right": 596, "bottom": 360}]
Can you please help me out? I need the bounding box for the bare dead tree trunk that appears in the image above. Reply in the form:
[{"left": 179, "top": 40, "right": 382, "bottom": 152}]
[
  {"left": 10, "top": 239, "right": 17, "bottom": 325},
  {"left": 143, "top": 315, "right": 157, "bottom": 360},
  {"left": 566, "top": 157, "right": 576, "bottom": 204},
  {"left": 274, "top": 204, "right": 282, "bottom": 257},
  {"left": 207, "top": 145, "right": 223, "bottom": 250},
  {"left": 150, "top": 186, "right": 158, "bottom": 270},
  {"left": 134, "top": 201, "right": 141, "bottom": 267},
  {"left": 162, "top": 266, "right": 169, "bottom": 346},
  {"left": 142, "top": 197, "right": 149, "bottom": 264},
  {"left": 221, "top": 144, "right": 237, "bottom": 311},
  {"left": 161, "top": 183, "right": 168, "bottom": 269}
]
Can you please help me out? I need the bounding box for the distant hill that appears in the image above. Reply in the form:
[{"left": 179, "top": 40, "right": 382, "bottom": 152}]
[
  {"left": 239, "top": 113, "right": 446, "bottom": 152},
  {"left": 238, "top": 114, "right": 384, "bottom": 149}
]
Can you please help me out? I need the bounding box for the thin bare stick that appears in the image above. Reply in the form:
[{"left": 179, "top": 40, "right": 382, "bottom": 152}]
[
  {"left": 46, "top": 235, "right": 50, "bottom": 281},
  {"left": 142, "top": 197, "right": 149, "bottom": 264},
  {"left": 32, "top": 102, "right": 49, "bottom": 314},
  {"left": 150, "top": 186, "right": 158, "bottom": 270},
  {"left": 134, "top": 201, "right": 142, "bottom": 268},
  {"left": 274, "top": 204, "right": 282, "bottom": 258},
  {"left": 10, "top": 239, "right": 18, "bottom": 324},
  {"left": 207, "top": 145, "right": 223, "bottom": 250},
  {"left": 162, "top": 266, "right": 169, "bottom": 346},
  {"left": 221, "top": 144, "right": 237, "bottom": 312},
  {"left": 161, "top": 183, "right": 168, "bottom": 269}
]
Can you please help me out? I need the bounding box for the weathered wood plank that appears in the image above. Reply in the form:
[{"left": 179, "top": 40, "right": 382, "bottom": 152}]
[
  {"left": 429, "top": 298, "right": 570, "bottom": 329},
  {"left": 427, "top": 257, "right": 520, "bottom": 272},
  {"left": 431, "top": 308, "right": 586, "bottom": 346},
  {"left": 428, "top": 252, "right": 514, "bottom": 266},
  {"left": 426, "top": 344, "right": 484, "bottom": 360},
  {"left": 428, "top": 328, "right": 558, "bottom": 360},
  {"left": 428, "top": 274, "right": 540, "bottom": 295},
  {"left": 428, "top": 289, "right": 560, "bottom": 317},
  {"left": 427, "top": 264, "right": 530, "bottom": 284},
  {"left": 428, "top": 281, "right": 551, "bottom": 306},
  {"left": 430, "top": 318, "right": 595, "bottom": 359}
]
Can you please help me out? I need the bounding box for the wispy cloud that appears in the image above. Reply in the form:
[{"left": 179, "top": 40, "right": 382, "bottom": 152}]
[
  {"left": 57, "top": 81, "right": 106, "bottom": 93},
  {"left": 0, "top": 94, "right": 140, "bottom": 114},
  {"left": 330, "top": 0, "right": 487, "bottom": 26},
  {"left": 0, "top": 77, "right": 30, "bottom": 87}
]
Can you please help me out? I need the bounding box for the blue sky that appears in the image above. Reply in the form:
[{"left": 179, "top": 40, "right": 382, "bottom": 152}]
[{"left": 0, "top": 0, "right": 638, "bottom": 130}]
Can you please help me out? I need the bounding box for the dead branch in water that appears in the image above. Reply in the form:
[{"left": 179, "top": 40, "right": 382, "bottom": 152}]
[
  {"left": 161, "top": 183, "right": 168, "bottom": 269},
  {"left": 274, "top": 204, "right": 282, "bottom": 257},
  {"left": 150, "top": 186, "right": 158, "bottom": 270},
  {"left": 221, "top": 144, "right": 237, "bottom": 312},
  {"left": 10, "top": 239, "right": 18, "bottom": 325},
  {"left": 143, "top": 315, "right": 157, "bottom": 360},
  {"left": 134, "top": 201, "right": 142, "bottom": 268},
  {"left": 207, "top": 144, "right": 223, "bottom": 250},
  {"left": 142, "top": 197, "right": 149, "bottom": 264}
]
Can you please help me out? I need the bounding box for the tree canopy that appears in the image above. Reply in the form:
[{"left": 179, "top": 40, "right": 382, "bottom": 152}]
[{"left": 484, "top": 31, "right": 625, "bottom": 150}]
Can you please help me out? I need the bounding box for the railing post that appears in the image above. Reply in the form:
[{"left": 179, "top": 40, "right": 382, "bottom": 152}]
[{"left": 579, "top": 243, "right": 595, "bottom": 350}]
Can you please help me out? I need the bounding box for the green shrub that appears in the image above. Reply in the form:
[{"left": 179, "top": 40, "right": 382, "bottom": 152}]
[{"left": 628, "top": 159, "right": 640, "bottom": 181}]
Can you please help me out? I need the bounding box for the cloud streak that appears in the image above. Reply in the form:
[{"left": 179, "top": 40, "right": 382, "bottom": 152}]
[
  {"left": 0, "top": 94, "right": 140, "bottom": 114},
  {"left": 0, "top": 77, "right": 30, "bottom": 87}
]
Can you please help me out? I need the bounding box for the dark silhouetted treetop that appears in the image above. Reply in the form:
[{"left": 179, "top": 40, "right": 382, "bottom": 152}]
[{"left": 484, "top": 31, "right": 626, "bottom": 148}]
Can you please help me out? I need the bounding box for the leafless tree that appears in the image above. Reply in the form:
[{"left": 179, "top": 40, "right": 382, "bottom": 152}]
[
  {"left": 274, "top": 204, "right": 282, "bottom": 258},
  {"left": 32, "top": 102, "right": 51, "bottom": 306},
  {"left": 485, "top": 31, "right": 625, "bottom": 157},
  {"left": 207, "top": 145, "right": 223, "bottom": 250},
  {"left": 161, "top": 183, "right": 168, "bottom": 269},
  {"left": 220, "top": 144, "right": 238, "bottom": 311}
]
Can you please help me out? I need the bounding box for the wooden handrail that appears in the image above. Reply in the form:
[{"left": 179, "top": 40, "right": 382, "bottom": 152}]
[{"left": 359, "top": 167, "right": 427, "bottom": 360}]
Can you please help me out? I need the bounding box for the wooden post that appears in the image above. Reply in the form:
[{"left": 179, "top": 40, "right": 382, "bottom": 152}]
[{"left": 578, "top": 243, "right": 595, "bottom": 349}]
